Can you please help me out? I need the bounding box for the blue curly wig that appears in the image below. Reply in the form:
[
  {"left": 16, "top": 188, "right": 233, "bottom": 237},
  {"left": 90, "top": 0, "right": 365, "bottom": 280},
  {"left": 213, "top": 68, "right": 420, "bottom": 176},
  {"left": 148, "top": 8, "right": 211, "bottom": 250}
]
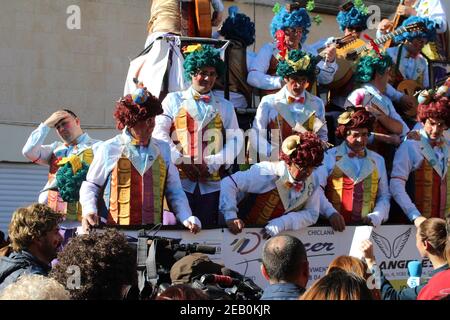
[
  {"left": 355, "top": 51, "right": 393, "bottom": 83},
  {"left": 219, "top": 6, "right": 255, "bottom": 47},
  {"left": 336, "top": 7, "right": 369, "bottom": 32},
  {"left": 394, "top": 16, "right": 437, "bottom": 44},
  {"left": 276, "top": 49, "right": 321, "bottom": 81},
  {"left": 270, "top": 7, "right": 311, "bottom": 44},
  {"left": 183, "top": 45, "right": 225, "bottom": 80}
]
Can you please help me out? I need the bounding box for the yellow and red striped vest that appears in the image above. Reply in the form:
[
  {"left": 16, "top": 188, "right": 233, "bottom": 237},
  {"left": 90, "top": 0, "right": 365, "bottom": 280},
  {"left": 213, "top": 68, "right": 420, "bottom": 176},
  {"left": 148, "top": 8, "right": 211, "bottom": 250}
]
[
  {"left": 100, "top": 154, "right": 168, "bottom": 225},
  {"left": 409, "top": 159, "right": 450, "bottom": 219},
  {"left": 47, "top": 149, "right": 94, "bottom": 221},
  {"left": 325, "top": 156, "right": 379, "bottom": 223},
  {"left": 170, "top": 108, "right": 225, "bottom": 182},
  {"left": 239, "top": 189, "right": 287, "bottom": 225}
]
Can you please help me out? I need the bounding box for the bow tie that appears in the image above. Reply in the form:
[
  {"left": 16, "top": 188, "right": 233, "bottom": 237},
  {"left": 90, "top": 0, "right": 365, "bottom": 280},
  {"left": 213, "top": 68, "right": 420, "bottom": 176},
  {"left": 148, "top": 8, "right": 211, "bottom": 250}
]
[
  {"left": 287, "top": 96, "right": 305, "bottom": 104},
  {"left": 193, "top": 94, "right": 211, "bottom": 103},
  {"left": 348, "top": 150, "right": 365, "bottom": 158},
  {"left": 430, "top": 140, "right": 444, "bottom": 148},
  {"left": 284, "top": 180, "right": 304, "bottom": 192}
]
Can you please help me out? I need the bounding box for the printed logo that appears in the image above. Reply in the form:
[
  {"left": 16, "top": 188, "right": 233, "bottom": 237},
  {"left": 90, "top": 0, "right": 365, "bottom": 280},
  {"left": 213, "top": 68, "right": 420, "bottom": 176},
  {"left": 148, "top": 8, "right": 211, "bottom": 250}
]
[{"left": 372, "top": 228, "right": 411, "bottom": 259}]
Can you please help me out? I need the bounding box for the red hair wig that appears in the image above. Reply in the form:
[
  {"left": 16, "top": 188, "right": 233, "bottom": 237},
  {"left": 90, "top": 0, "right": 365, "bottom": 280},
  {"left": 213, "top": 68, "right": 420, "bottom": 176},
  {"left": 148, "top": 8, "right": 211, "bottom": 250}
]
[
  {"left": 417, "top": 97, "right": 450, "bottom": 128},
  {"left": 113, "top": 94, "right": 163, "bottom": 130},
  {"left": 280, "top": 132, "right": 324, "bottom": 168},
  {"left": 335, "top": 108, "right": 375, "bottom": 140}
]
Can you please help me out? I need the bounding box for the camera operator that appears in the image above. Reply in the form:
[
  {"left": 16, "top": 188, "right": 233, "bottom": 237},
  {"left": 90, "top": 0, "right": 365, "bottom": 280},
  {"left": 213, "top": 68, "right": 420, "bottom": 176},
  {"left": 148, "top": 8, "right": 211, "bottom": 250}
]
[{"left": 260, "top": 234, "right": 309, "bottom": 300}]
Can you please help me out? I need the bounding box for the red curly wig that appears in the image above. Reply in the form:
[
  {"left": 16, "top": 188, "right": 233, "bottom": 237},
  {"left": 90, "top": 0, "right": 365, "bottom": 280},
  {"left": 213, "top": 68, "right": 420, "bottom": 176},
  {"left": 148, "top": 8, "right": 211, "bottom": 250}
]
[
  {"left": 113, "top": 93, "right": 163, "bottom": 130},
  {"left": 417, "top": 97, "right": 450, "bottom": 128},
  {"left": 280, "top": 132, "right": 324, "bottom": 168},
  {"left": 335, "top": 108, "right": 375, "bottom": 140}
]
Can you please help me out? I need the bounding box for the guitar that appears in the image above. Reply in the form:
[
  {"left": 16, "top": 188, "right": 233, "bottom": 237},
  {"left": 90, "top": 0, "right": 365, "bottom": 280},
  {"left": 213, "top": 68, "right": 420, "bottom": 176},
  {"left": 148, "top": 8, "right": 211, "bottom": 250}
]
[
  {"left": 383, "top": 0, "right": 408, "bottom": 49},
  {"left": 180, "top": 0, "right": 212, "bottom": 38},
  {"left": 328, "top": 22, "right": 425, "bottom": 90}
]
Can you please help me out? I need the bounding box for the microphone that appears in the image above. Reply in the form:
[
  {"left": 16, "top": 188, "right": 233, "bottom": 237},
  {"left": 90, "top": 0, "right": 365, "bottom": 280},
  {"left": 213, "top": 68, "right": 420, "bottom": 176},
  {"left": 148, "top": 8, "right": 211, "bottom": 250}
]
[
  {"left": 200, "top": 274, "right": 241, "bottom": 287},
  {"left": 176, "top": 243, "right": 217, "bottom": 254},
  {"left": 407, "top": 260, "right": 422, "bottom": 288}
]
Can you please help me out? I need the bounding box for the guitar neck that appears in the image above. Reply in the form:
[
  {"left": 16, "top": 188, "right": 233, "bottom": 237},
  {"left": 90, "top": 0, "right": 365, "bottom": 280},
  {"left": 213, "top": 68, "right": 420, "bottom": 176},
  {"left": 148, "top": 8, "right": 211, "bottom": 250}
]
[{"left": 355, "top": 27, "right": 407, "bottom": 55}]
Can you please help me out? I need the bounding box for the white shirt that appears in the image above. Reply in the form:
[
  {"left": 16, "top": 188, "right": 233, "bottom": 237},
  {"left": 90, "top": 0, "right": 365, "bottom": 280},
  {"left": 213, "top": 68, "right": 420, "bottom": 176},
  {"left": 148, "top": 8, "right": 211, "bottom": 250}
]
[
  {"left": 390, "top": 128, "right": 449, "bottom": 221},
  {"left": 314, "top": 142, "right": 391, "bottom": 227},
  {"left": 219, "top": 161, "right": 320, "bottom": 237},
  {"left": 153, "top": 87, "right": 243, "bottom": 194},
  {"left": 79, "top": 129, "right": 200, "bottom": 227},
  {"left": 22, "top": 123, "right": 102, "bottom": 201},
  {"left": 345, "top": 83, "right": 410, "bottom": 137},
  {"left": 251, "top": 85, "right": 327, "bottom": 159},
  {"left": 415, "top": 0, "right": 447, "bottom": 33},
  {"left": 247, "top": 41, "right": 338, "bottom": 91}
]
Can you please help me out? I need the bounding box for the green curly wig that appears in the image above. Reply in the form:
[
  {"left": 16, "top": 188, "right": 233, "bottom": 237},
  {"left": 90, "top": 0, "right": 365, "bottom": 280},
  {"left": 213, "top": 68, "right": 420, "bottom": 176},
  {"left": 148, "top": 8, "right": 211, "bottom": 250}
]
[
  {"left": 56, "top": 162, "right": 89, "bottom": 203},
  {"left": 355, "top": 51, "right": 393, "bottom": 83},
  {"left": 183, "top": 45, "right": 226, "bottom": 80},
  {"left": 276, "top": 49, "right": 321, "bottom": 81}
]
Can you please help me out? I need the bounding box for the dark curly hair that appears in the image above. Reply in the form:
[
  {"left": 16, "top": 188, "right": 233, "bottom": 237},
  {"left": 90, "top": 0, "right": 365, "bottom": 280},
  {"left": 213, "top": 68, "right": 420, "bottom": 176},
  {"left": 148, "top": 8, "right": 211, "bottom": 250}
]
[
  {"left": 417, "top": 97, "right": 450, "bottom": 128},
  {"left": 335, "top": 108, "right": 375, "bottom": 140},
  {"left": 9, "top": 203, "right": 63, "bottom": 252},
  {"left": 114, "top": 93, "right": 162, "bottom": 130},
  {"left": 355, "top": 51, "right": 393, "bottom": 83},
  {"left": 183, "top": 45, "right": 225, "bottom": 80},
  {"left": 50, "top": 229, "right": 137, "bottom": 300},
  {"left": 219, "top": 11, "right": 255, "bottom": 47},
  {"left": 276, "top": 49, "right": 320, "bottom": 82},
  {"left": 280, "top": 132, "right": 324, "bottom": 168}
]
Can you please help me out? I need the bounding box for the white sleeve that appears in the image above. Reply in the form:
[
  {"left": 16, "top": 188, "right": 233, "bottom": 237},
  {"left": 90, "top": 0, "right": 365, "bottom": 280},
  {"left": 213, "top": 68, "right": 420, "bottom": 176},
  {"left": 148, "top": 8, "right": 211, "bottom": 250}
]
[
  {"left": 368, "top": 157, "right": 391, "bottom": 226},
  {"left": 389, "top": 142, "right": 421, "bottom": 222},
  {"left": 219, "top": 163, "right": 276, "bottom": 221},
  {"left": 165, "top": 161, "right": 201, "bottom": 227},
  {"left": 250, "top": 99, "right": 273, "bottom": 158},
  {"left": 316, "top": 60, "right": 338, "bottom": 85},
  {"left": 22, "top": 123, "right": 55, "bottom": 165},
  {"left": 428, "top": 1, "right": 447, "bottom": 33},
  {"left": 386, "top": 100, "right": 410, "bottom": 136},
  {"left": 315, "top": 98, "right": 328, "bottom": 142},
  {"left": 385, "top": 84, "right": 404, "bottom": 103},
  {"left": 211, "top": 0, "right": 224, "bottom": 12},
  {"left": 265, "top": 187, "right": 320, "bottom": 236},
  {"left": 153, "top": 95, "right": 183, "bottom": 163},
  {"left": 79, "top": 146, "right": 110, "bottom": 215},
  {"left": 247, "top": 44, "right": 284, "bottom": 90}
]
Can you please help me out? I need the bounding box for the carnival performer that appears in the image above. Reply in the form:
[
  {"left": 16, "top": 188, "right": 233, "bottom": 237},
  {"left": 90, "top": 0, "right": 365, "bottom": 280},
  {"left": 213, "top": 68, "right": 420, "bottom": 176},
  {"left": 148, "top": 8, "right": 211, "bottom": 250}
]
[
  {"left": 79, "top": 87, "right": 201, "bottom": 233},
  {"left": 219, "top": 132, "right": 324, "bottom": 238},
  {"left": 153, "top": 45, "right": 243, "bottom": 226},
  {"left": 247, "top": 5, "right": 337, "bottom": 95},
  {"left": 251, "top": 49, "right": 327, "bottom": 160},
  {"left": 390, "top": 95, "right": 450, "bottom": 227},
  {"left": 316, "top": 109, "right": 390, "bottom": 231},
  {"left": 345, "top": 50, "right": 409, "bottom": 169},
  {"left": 22, "top": 110, "right": 101, "bottom": 222}
]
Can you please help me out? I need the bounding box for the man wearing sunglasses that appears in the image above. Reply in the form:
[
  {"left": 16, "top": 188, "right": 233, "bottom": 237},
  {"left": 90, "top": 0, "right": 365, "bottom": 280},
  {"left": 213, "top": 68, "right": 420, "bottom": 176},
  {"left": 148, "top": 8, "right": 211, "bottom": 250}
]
[{"left": 22, "top": 109, "right": 101, "bottom": 222}]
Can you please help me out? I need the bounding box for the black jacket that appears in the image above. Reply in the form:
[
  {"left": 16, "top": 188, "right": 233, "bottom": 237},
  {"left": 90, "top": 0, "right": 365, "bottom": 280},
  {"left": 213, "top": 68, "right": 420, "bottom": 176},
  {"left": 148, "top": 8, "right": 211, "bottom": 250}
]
[{"left": 0, "top": 250, "right": 51, "bottom": 291}]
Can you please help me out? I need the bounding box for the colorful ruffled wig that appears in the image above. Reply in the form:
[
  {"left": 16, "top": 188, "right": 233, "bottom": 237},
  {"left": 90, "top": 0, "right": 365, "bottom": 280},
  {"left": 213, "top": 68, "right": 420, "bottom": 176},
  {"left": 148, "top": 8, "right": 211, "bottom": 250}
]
[
  {"left": 276, "top": 49, "right": 321, "bottom": 82},
  {"left": 280, "top": 132, "right": 324, "bottom": 168},
  {"left": 394, "top": 16, "right": 437, "bottom": 44},
  {"left": 218, "top": 6, "right": 255, "bottom": 47},
  {"left": 417, "top": 96, "right": 450, "bottom": 128},
  {"left": 183, "top": 44, "right": 225, "bottom": 80},
  {"left": 355, "top": 50, "right": 393, "bottom": 83},
  {"left": 114, "top": 88, "right": 163, "bottom": 130},
  {"left": 336, "top": 6, "right": 369, "bottom": 32},
  {"left": 335, "top": 108, "right": 375, "bottom": 140},
  {"left": 270, "top": 7, "right": 311, "bottom": 44}
]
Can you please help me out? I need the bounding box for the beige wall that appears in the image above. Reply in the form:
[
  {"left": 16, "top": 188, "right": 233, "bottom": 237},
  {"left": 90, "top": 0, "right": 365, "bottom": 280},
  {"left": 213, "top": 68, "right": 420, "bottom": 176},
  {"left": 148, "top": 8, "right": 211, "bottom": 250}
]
[{"left": 1, "top": 0, "right": 347, "bottom": 162}]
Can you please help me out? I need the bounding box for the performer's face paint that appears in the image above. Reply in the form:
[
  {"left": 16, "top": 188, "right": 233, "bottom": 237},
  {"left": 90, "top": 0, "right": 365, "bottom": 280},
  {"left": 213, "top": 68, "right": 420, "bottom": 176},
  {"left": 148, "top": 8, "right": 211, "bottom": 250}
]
[
  {"left": 289, "top": 162, "right": 314, "bottom": 182},
  {"left": 192, "top": 66, "right": 218, "bottom": 94},
  {"left": 423, "top": 117, "right": 447, "bottom": 141},
  {"left": 346, "top": 128, "right": 369, "bottom": 153},
  {"left": 283, "top": 27, "right": 302, "bottom": 49},
  {"left": 285, "top": 75, "right": 308, "bottom": 97}
]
